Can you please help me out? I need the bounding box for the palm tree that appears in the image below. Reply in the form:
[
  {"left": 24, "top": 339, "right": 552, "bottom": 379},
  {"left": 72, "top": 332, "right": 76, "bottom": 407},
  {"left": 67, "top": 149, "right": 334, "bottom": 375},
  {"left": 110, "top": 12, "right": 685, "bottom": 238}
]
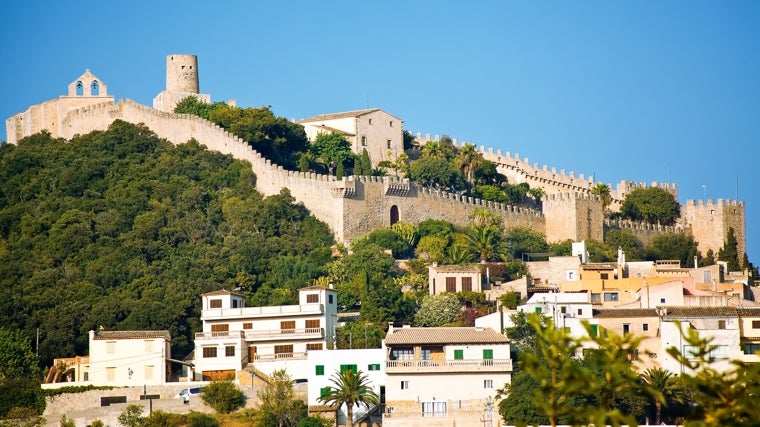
[
  {"left": 641, "top": 367, "right": 684, "bottom": 424},
  {"left": 318, "top": 369, "right": 379, "bottom": 427},
  {"left": 465, "top": 225, "right": 504, "bottom": 263},
  {"left": 455, "top": 143, "right": 484, "bottom": 185},
  {"left": 591, "top": 183, "right": 612, "bottom": 212}
]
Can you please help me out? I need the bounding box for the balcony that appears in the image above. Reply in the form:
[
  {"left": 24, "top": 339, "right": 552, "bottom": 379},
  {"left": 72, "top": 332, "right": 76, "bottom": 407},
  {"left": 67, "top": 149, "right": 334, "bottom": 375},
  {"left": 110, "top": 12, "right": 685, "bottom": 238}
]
[
  {"left": 201, "top": 304, "right": 324, "bottom": 320},
  {"left": 385, "top": 358, "right": 512, "bottom": 373},
  {"left": 195, "top": 328, "right": 324, "bottom": 341},
  {"left": 249, "top": 352, "right": 308, "bottom": 362}
]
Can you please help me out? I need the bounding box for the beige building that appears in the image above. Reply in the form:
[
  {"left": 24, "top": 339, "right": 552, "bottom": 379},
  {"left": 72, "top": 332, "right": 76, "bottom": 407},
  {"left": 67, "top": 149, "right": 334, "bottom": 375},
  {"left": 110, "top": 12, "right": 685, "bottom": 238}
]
[
  {"left": 382, "top": 325, "right": 511, "bottom": 427},
  {"left": 298, "top": 108, "right": 404, "bottom": 168},
  {"left": 194, "top": 286, "right": 338, "bottom": 381},
  {"left": 428, "top": 264, "right": 482, "bottom": 295},
  {"left": 5, "top": 69, "right": 114, "bottom": 144},
  {"left": 89, "top": 330, "right": 172, "bottom": 386}
]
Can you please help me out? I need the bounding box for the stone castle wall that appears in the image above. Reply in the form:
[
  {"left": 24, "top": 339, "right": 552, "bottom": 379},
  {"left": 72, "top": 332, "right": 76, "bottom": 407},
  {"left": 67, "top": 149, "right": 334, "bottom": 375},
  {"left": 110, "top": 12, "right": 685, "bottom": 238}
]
[
  {"left": 604, "top": 219, "right": 683, "bottom": 249},
  {"left": 543, "top": 192, "right": 605, "bottom": 243},
  {"left": 684, "top": 199, "right": 746, "bottom": 257}
]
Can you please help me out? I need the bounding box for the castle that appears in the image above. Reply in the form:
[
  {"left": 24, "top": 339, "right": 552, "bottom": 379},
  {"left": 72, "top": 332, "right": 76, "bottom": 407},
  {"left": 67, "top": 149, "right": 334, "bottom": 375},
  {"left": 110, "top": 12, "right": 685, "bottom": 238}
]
[{"left": 5, "top": 55, "right": 746, "bottom": 260}]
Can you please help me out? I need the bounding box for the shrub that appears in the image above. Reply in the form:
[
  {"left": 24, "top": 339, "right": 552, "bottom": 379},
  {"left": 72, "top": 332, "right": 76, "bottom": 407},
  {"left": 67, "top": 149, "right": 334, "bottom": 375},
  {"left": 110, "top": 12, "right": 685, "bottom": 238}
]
[
  {"left": 201, "top": 380, "right": 246, "bottom": 414},
  {"left": 188, "top": 411, "right": 218, "bottom": 427}
]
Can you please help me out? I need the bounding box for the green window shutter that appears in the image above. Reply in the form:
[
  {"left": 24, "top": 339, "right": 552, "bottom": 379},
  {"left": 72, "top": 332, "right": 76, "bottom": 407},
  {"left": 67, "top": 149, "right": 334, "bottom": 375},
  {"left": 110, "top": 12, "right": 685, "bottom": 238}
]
[
  {"left": 483, "top": 349, "right": 493, "bottom": 360},
  {"left": 315, "top": 365, "right": 324, "bottom": 375},
  {"left": 454, "top": 349, "right": 463, "bottom": 360},
  {"left": 590, "top": 324, "right": 598, "bottom": 337},
  {"left": 535, "top": 307, "right": 542, "bottom": 313},
  {"left": 320, "top": 387, "right": 330, "bottom": 398},
  {"left": 368, "top": 363, "right": 380, "bottom": 371},
  {"left": 340, "top": 364, "right": 358, "bottom": 373}
]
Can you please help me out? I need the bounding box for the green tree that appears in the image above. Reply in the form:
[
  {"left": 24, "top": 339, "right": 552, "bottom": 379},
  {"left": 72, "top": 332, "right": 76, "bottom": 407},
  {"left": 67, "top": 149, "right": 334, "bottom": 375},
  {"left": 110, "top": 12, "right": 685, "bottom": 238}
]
[
  {"left": 417, "top": 219, "right": 455, "bottom": 238},
  {"left": 718, "top": 227, "right": 740, "bottom": 271},
  {"left": 310, "top": 132, "right": 354, "bottom": 175},
  {"left": 257, "top": 369, "right": 306, "bottom": 427},
  {"left": 117, "top": 404, "right": 144, "bottom": 427},
  {"left": 454, "top": 143, "right": 484, "bottom": 186},
  {"left": 0, "top": 328, "right": 39, "bottom": 381},
  {"left": 591, "top": 183, "right": 612, "bottom": 212},
  {"left": 188, "top": 411, "right": 219, "bottom": 427},
  {"left": 201, "top": 380, "right": 246, "bottom": 414},
  {"left": 360, "top": 149, "right": 372, "bottom": 176},
  {"left": 605, "top": 229, "right": 642, "bottom": 260},
  {"left": 620, "top": 187, "right": 680, "bottom": 225},
  {"left": 641, "top": 367, "right": 685, "bottom": 425},
  {"left": 402, "top": 130, "right": 415, "bottom": 150},
  {"left": 646, "top": 232, "right": 701, "bottom": 267},
  {"left": 499, "top": 291, "right": 520, "bottom": 310},
  {"left": 414, "top": 235, "right": 448, "bottom": 263},
  {"left": 506, "top": 226, "right": 549, "bottom": 261},
  {"left": 318, "top": 369, "right": 379, "bottom": 427},
  {"left": 465, "top": 225, "right": 504, "bottom": 262},
  {"left": 414, "top": 293, "right": 461, "bottom": 326},
  {"left": 408, "top": 156, "right": 463, "bottom": 190}
]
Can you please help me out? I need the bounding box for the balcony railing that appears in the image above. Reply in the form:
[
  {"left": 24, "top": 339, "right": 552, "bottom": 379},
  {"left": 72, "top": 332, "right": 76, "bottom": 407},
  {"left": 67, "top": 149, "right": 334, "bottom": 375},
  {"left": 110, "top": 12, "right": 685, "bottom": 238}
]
[
  {"left": 202, "top": 304, "right": 324, "bottom": 319},
  {"left": 251, "top": 352, "right": 308, "bottom": 361},
  {"left": 195, "top": 328, "right": 324, "bottom": 341},
  {"left": 385, "top": 359, "right": 512, "bottom": 373}
]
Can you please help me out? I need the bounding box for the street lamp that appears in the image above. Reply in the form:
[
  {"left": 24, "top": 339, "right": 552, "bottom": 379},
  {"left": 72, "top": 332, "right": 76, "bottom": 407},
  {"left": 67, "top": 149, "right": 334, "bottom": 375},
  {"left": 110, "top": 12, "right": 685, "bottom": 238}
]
[{"left": 480, "top": 396, "right": 493, "bottom": 427}]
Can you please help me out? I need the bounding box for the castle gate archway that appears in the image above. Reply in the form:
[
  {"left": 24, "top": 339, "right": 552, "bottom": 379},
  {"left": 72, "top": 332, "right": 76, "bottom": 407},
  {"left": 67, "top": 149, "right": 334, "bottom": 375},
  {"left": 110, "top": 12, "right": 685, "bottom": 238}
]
[{"left": 390, "top": 205, "right": 399, "bottom": 226}]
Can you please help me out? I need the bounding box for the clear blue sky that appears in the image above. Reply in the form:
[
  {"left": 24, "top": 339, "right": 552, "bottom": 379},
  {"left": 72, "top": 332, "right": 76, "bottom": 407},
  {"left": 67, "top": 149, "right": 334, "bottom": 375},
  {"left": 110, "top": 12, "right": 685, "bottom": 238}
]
[{"left": 2, "top": 1, "right": 758, "bottom": 261}]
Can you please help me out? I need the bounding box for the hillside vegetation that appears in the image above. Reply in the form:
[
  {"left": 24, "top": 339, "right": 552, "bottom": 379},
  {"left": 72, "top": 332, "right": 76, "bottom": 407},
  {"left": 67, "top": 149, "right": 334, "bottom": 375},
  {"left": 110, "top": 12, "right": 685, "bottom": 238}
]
[{"left": 0, "top": 121, "right": 335, "bottom": 365}]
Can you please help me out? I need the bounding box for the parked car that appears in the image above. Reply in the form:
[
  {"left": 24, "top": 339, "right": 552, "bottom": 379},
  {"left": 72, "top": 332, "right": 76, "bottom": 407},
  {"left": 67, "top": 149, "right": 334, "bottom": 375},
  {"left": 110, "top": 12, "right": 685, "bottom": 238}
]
[{"left": 175, "top": 387, "right": 204, "bottom": 398}]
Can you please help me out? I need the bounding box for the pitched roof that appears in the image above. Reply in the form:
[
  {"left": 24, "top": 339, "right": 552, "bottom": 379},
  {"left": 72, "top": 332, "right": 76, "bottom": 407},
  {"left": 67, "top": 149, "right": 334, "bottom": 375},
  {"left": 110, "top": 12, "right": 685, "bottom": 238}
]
[
  {"left": 662, "top": 306, "right": 739, "bottom": 318},
  {"left": 593, "top": 308, "right": 659, "bottom": 318},
  {"left": 201, "top": 289, "right": 245, "bottom": 297},
  {"left": 429, "top": 264, "right": 481, "bottom": 273},
  {"left": 299, "top": 285, "right": 335, "bottom": 292},
  {"left": 384, "top": 327, "right": 509, "bottom": 345},
  {"left": 93, "top": 330, "right": 171, "bottom": 340},
  {"left": 299, "top": 108, "right": 395, "bottom": 123}
]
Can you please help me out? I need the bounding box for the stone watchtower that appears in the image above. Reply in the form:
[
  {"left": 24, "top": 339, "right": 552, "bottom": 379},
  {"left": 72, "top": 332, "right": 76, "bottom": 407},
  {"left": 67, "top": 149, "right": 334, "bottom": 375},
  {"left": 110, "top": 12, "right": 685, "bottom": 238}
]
[{"left": 153, "top": 54, "right": 210, "bottom": 113}]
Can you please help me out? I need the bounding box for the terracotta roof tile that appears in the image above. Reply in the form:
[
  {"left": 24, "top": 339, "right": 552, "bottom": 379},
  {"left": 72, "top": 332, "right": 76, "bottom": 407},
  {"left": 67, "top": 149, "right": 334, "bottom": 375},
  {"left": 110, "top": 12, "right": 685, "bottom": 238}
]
[
  {"left": 593, "top": 308, "right": 659, "bottom": 318},
  {"left": 429, "top": 264, "right": 481, "bottom": 273},
  {"left": 384, "top": 327, "right": 508, "bottom": 345},
  {"left": 298, "top": 108, "right": 382, "bottom": 122},
  {"left": 94, "top": 330, "right": 170, "bottom": 340},
  {"left": 201, "top": 289, "right": 245, "bottom": 297},
  {"left": 662, "top": 306, "right": 739, "bottom": 317}
]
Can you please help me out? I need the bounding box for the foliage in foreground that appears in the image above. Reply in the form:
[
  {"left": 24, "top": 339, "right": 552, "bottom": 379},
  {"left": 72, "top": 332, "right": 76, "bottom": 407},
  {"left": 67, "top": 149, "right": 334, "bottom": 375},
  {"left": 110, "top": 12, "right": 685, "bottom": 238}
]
[{"left": 201, "top": 380, "right": 246, "bottom": 414}]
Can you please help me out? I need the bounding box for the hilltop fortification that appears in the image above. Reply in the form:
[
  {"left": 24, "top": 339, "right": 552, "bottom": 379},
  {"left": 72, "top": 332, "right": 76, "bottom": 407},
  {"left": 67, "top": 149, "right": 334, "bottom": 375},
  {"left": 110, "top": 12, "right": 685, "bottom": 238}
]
[{"left": 4, "top": 55, "right": 745, "bottom": 258}]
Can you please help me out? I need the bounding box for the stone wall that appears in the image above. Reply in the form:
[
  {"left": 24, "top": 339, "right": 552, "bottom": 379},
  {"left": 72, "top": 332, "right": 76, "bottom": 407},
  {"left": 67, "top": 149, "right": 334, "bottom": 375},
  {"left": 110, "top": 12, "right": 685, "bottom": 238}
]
[
  {"left": 604, "top": 219, "right": 683, "bottom": 249},
  {"left": 683, "top": 199, "right": 746, "bottom": 258}
]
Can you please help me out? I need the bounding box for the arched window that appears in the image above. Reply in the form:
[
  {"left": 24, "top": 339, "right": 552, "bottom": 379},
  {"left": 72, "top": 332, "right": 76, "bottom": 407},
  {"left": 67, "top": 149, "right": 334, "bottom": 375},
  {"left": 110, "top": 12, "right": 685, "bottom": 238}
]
[
  {"left": 76, "top": 81, "right": 84, "bottom": 96},
  {"left": 390, "top": 205, "right": 399, "bottom": 226},
  {"left": 90, "top": 80, "right": 99, "bottom": 96}
]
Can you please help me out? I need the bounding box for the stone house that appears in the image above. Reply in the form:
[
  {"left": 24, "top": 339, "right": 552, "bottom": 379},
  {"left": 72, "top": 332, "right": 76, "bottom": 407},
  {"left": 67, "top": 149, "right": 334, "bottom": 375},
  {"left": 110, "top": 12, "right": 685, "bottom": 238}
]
[
  {"left": 382, "top": 325, "right": 511, "bottom": 427},
  {"left": 193, "top": 286, "right": 338, "bottom": 381},
  {"left": 298, "top": 108, "right": 404, "bottom": 168},
  {"left": 428, "top": 264, "right": 482, "bottom": 295}
]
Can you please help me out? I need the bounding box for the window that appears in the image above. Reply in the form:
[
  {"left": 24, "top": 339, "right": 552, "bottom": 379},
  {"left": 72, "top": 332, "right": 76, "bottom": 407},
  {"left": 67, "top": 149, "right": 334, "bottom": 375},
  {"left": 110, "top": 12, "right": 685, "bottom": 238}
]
[
  {"left": 591, "top": 293, "right": 601, "bottom": 303},
  {"left": 483, "top": 349, "right": 493, "bottom": 360},
  {"left": 718, "top": 320, "right": 726, "bottom": 330},
  {"left": 392, "top": 348, "right": 414, "bottom": 360},
  {"left": 420, "top": 349, "right": 431, "bottom": 360},
  {"left": 590, "top": 324, "right": 599, "bottom": 337},
  {"left": 484, "top": 379, "right": 493, "bottom": 389},
  {"left": 387, "top": 139, "right": 392, "bottom": 149},
  {"left": 361, "top": 136, "right": 367, "bottom": 146},
  {"left": 340, "top": 364, "right": 358, "bottom": 374},
  {"left": 106, "top": 341, "right": 116, "bottom": 354},
  {"left": 328, "top": 295, "right": 334, "bottom": 304},
  {"left": 600, "top": 273, "right": 609, "bottom": 280},
  {"left": 461, "top": 277, "right": 472, "bottom": 292},
  {"left": 320, "top": 387, "right": 331, "bottom": 398},
  {"left": 368, "top": 363, "right": 381, "bottom": 371},
  {"left": 274, "top": 344, "right": 294, "bottom": 356},
  {"left": 83, "top": 372, "right": 89, "bottom": 381},
  {"left": 660, "top": 298, "right": 666, "bottom": 304},
  {"left": 225, "top": 346, "right": 235, "bottom": 357},
  {"left": 368, "top": 118, "right": 373, "bottom": 125},
  {"left": 400, "top": 380, "right": 410, "bottom": 390},
  {"left": 144, "top": 365, "right": 154, "bottom": 380},
  {"left": 210, "top": 299, "right": 222, "bottom": 308},
  {"left": 560, "top": 306, "right": 567, "bottom": 314},
  {"left": 232, "top": 299, "right": 239, "bottom": 308},
  {"left": 603, "top": 292, "right": 619, "bottom": 302},
  {"left": 76, "top": 81, "right": 84, "bottom": 96},
  {"left": 643, "top": 323, "right": 649, "bottom": 332},
  {"left": 454, "top": 349, "right": 464, "bottom": 360},
  {"left": 144, "top": 340, "right": 153, "bottom": 353},
  {"left": 106, "top": 367, "right": 115, "bottom": 381},
  {"left": 445, "top": 277, "right": 456, "bottom": 293},
  {"left": 704, "top": 270, "right": 712, "bottom": 283},
  {"left": 306, "top": 343, "right": 323, "bottom": 351},
  {"left": 315, "top": 365, "right": 325, "bottom": 376},
  {"left": 535, "top": 307, "right": 542, "bottom": 313},
  {"left": 744, "top": 343, "right": 760, "bottom": 355},
  {"left": 307, "top": 294, "right": 319, "bottom": 303},
  {"left": 622, "top": 324, "right": 630, "bottom": 335},
  {"left": 243, "top": 322, "right": 252, "bottom": 330},
  {"left": 421, "top": 401, "right": 447, "bottom": 416},
  {"left": 280, "top": 321, "right": 295, "bottom": 333},
  {"left": 577, "top": 308, "right": 583, "bottom": 316},
  {"left": 390, "top": 121, "right": 394, "bottom": 127},
  {"left": 203, "top": 347, "right": 218, "bottom": 358},
  {"left": 211, "top": 324, "right": 229, "bottom": 333},
  {"left": 306, "top": 319, "right": 321, "bottom": 329},
  {"left": 753, "top": 320, "right": 760, "bottom": 329}
]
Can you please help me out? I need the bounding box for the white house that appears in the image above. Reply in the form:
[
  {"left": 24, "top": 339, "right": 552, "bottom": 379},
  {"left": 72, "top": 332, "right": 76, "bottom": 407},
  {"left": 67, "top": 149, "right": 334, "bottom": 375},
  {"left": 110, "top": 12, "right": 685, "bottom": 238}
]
[
  {"left": 88, "top": 330, "right": 171, "bottom": 386},
  {"left": 298, "top": 108, "right": 404, "bottom": 168},
  {"left": 193, "top": 286, "right": 338, "bottom": 381},
  {"left": 428, "top": 264, "right": 482, "bottom": 295},
  {"left": 382, "top": 325, "right": 511, "bottom": 427}
]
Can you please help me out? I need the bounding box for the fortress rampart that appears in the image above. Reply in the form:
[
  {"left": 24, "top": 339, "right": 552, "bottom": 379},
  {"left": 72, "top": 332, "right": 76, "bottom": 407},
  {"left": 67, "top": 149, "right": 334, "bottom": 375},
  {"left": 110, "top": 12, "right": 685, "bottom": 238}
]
[{"left": 5, "top": 61, "right": 745, "bottom": 257}]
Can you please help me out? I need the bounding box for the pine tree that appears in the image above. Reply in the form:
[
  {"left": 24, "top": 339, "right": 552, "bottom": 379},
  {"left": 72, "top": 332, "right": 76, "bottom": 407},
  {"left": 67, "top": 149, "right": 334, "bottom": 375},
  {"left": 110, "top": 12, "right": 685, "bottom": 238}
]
[
  {"left": 353, "top": 157, "right": 363, "bottom": 176},
  {"left": 336, "top": 161, "right": 345, "bottom": 180},
  {"left": 361, "top": 149, "right": 372, "bottom": 176},
  {"left": 718, "top": 227, "right": 740, "bottom": 271}
]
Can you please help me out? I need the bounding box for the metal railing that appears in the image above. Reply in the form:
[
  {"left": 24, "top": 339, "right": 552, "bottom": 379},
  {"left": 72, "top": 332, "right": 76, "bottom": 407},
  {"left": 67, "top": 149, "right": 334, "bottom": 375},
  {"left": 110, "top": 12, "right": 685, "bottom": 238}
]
[{"left": 195, "top": 328, "right": 323, "bottom": 340}]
